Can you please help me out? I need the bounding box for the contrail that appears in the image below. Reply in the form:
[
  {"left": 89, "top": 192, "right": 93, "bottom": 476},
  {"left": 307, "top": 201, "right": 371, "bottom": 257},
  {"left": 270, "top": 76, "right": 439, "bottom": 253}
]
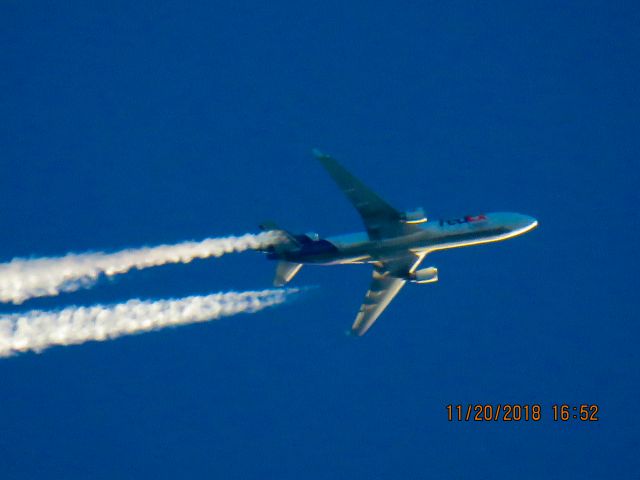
[
  {"left": 0, "top": 232, "right": 282, "bottom": 304},
  {"left": 0, "top": 288, "right": 296, "bottom": 358}
]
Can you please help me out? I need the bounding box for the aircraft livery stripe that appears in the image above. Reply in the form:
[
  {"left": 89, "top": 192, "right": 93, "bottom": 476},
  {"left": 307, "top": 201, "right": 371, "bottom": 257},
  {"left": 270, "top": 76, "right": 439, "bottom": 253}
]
[{"left": 430, "top": 227, "right": 511, "bottom": 246}]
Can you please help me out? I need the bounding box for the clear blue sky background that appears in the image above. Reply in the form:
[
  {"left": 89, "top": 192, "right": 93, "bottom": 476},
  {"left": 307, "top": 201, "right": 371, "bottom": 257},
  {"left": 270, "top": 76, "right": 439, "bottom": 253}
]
[{"left": 1, "top": 1, "right": 638, "bottom": 478}]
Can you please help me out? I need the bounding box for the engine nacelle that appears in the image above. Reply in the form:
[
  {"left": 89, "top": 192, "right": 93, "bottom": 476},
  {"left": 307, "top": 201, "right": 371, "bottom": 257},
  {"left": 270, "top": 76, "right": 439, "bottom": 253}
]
[
  {"left": 401, "top": 207, "right": 427, "bottom": 224},
  {"left": 410, "top": 266, "right": 438, "bottom": 284}
]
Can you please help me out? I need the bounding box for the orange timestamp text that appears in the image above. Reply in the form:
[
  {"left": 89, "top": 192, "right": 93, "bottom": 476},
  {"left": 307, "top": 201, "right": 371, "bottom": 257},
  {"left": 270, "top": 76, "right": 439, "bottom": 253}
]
[{"left": 446, "top": 404, "right": 600, "bottom": 422}]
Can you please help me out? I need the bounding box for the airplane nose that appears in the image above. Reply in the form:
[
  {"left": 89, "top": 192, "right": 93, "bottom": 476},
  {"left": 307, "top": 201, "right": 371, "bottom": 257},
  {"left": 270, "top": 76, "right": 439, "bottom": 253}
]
[
  {"left": 524, "top": 214, "right": 538, "bottom": 228},
  {"left": 514, "top": 214, "right": 538, "bottom": 232}
]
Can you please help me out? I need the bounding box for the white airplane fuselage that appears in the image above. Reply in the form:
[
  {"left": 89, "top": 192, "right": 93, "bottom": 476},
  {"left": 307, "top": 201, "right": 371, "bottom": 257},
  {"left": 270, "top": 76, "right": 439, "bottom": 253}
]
[{"left": 270, "top": 212, "right": 537, "bottom": 271}]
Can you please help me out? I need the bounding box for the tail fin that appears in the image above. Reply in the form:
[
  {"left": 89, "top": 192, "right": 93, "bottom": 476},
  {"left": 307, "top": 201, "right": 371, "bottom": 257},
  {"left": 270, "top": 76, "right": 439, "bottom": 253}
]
[{"left": 274, "top": 261, "right": 303, "bottom": 286}]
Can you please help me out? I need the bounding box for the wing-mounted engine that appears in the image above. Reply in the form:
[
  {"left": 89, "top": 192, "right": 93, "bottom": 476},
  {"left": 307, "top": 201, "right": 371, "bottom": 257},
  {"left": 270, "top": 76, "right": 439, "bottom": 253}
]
[
  {"left": 408, "top": 266, "right": 438, "bottom": 284},
  {"left": 400, "top": 207, "right": 427, "bottom": 224}
]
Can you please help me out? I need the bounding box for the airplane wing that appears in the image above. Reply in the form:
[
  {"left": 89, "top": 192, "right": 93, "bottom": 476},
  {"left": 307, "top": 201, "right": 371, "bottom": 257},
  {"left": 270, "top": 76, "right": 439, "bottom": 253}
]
[
  {"left": 314, "top": 150, "right": 421, "bottom": 240},
  {"left": 351, "top": 252, "right": 426, "bottom": 336}
]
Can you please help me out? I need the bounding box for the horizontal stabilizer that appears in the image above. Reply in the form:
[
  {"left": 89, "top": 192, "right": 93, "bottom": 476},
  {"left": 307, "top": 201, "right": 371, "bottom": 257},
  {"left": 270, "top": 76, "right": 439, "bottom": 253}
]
[
  {"left": 259, "top": 220, "right": 280, "bottom": 231},
  {"left": 274, "top": 261, "right": 303, "bottom": 286},
  {"left": 259, "top": 221, "right": 300, "bottom": 246}
]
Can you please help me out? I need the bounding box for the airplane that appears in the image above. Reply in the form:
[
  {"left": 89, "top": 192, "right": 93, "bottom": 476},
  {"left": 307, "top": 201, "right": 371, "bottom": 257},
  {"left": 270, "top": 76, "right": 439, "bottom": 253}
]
[{"left": 260, "top": 150, "right": 538, "bottom": 336}]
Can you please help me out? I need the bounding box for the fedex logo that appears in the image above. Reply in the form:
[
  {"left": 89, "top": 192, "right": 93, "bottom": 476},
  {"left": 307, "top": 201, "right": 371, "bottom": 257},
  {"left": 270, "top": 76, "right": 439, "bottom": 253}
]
[{"left": 439, "top": 214, "right": 487, "bottom": 226}]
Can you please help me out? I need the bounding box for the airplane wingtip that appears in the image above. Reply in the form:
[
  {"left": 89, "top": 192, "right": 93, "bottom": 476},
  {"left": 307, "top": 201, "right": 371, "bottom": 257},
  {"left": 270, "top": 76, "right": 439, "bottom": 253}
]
[
  {"left": 312, "top": 148, "right": 329, "bottom": 160},
  {"left": 346, "top": 328, "right": 365, "bottom": 337}
]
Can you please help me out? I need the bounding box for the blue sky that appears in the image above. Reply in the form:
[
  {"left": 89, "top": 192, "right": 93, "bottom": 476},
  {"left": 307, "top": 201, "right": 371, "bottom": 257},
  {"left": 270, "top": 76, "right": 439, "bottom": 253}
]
[{"left": 1, "top": 1, "right": 638, "bottom": 478}]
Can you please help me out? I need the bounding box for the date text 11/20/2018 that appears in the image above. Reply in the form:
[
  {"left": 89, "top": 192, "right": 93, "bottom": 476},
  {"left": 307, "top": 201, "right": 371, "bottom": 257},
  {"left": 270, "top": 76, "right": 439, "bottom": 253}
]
[{"left": 446, "top": 404, "right": 600, "bottom": 422}]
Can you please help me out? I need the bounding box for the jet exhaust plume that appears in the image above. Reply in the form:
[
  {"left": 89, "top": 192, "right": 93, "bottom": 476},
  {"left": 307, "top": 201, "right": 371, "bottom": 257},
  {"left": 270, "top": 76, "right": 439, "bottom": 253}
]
[
  {"left": 0, "top": 232, "right": 282, "bottom": 304},
  {"left": 0, "top": 288, "right": 296, "bottom": 358}
]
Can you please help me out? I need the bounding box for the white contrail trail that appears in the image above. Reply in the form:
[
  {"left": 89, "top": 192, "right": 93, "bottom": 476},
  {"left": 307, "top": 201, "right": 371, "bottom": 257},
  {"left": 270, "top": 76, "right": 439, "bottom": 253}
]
[
  {"left": 0, "top": 232, "right": 283, "bottom": 304},
  {"left": 0, "top": 288, "right": 296, "bottom": 358}
]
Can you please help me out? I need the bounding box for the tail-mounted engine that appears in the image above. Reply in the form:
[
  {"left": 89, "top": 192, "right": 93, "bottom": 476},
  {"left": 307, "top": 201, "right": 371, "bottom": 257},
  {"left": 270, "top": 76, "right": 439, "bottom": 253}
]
[
  {"left": 400, "top": 207, "right": 427, "bottom": 224},
  {"left": 408, "top": 266, "right": 438, "bottom": 284}
]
